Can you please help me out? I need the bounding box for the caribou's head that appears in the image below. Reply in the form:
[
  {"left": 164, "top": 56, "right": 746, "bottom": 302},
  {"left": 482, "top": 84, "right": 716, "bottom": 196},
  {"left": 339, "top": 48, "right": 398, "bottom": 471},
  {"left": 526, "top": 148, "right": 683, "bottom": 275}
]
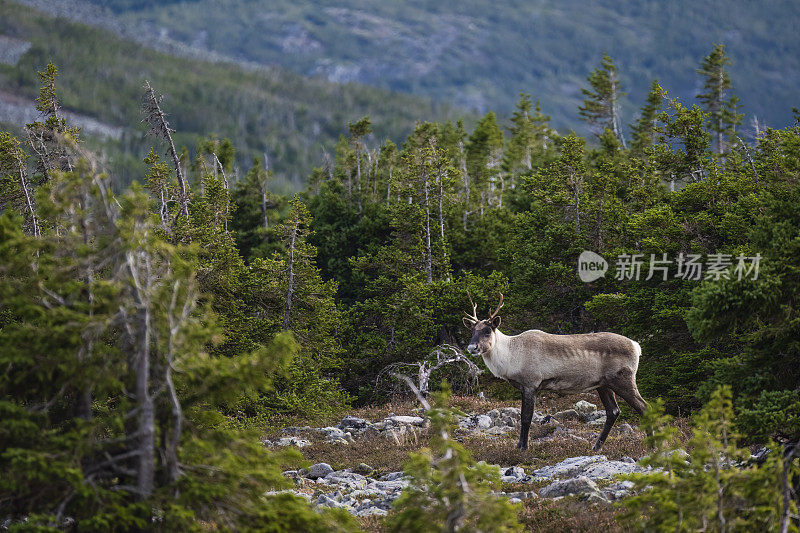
[{"left": 463, "top": 293, "right": 503, "bottom": 356}]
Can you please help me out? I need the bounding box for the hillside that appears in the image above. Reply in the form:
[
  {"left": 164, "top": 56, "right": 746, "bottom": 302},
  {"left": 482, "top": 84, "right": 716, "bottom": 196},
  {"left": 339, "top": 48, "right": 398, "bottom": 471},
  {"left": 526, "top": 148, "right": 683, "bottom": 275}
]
[
  {"left": 0, "top": 0, "right": 462, "bottom": 188},
  {"left": 18, "top": 0, "right": 800, "bottom": 137}
]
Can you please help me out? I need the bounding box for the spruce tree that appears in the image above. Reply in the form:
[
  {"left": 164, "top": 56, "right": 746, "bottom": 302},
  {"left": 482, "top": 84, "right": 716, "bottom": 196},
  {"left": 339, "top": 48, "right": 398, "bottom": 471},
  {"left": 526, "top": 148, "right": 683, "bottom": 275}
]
[
  {"left": 630, "top": 79, "right": 665, "bottom": 155},
  {"left": 579, "top": 53, "right": 627, "bottom": 147},
  {"left": 696, "top": 44, "right": 743, "bottom": 154}
]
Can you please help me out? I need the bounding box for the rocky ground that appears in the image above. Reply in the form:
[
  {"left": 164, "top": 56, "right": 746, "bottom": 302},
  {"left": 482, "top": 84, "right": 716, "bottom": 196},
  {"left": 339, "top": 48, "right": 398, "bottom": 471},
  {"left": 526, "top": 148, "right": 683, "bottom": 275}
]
[{"left": 263, "top": 393, "right": 679, "bottom": 531}]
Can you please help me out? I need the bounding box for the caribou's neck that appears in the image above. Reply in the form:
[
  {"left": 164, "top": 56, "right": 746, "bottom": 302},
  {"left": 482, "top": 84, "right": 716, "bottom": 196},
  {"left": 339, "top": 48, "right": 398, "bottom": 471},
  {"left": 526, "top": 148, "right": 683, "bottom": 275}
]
[{"left": 483, "top": 329, "right": 515, "bottom": 379}]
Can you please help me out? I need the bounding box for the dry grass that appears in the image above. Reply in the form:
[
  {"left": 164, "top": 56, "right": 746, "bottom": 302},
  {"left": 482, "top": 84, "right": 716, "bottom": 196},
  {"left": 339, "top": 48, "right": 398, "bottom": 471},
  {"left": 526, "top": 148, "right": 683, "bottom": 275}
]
[{"left": 518, "top": 496, "right": 632, "bottom": 532}]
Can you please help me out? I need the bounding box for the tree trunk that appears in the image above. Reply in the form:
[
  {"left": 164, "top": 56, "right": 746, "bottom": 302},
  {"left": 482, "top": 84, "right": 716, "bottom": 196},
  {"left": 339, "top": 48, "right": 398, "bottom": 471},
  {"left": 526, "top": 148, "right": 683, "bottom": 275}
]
[
  {"left": 135, "top": 304, "right": 155, "bottom": 497},
  {"left": 423, "top": 173, "right": 433, "bottom": 284},
  {"left": 386, "top": 166, "right": 392, "bottom": 206}
]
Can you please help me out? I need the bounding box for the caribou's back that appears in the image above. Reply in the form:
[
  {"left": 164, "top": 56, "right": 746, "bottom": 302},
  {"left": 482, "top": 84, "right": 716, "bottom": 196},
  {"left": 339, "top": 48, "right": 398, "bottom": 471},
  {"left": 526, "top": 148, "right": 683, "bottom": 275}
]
[{"left": 507, "top": 330, "right": 640, "bottom": 394}]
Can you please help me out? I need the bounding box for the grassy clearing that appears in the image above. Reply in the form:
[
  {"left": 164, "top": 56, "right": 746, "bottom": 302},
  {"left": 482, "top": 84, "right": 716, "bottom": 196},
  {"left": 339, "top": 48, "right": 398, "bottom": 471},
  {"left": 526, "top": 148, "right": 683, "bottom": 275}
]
[{"left": 269, "top": 392, "right": 693, "bottom": 531}]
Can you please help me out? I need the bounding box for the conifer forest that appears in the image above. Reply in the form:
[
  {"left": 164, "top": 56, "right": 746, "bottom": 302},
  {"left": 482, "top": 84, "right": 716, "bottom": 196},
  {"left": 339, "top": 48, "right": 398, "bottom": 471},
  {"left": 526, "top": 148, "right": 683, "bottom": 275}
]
[{"left": 1, "top": 1, "right": 799, "bottom": 531}]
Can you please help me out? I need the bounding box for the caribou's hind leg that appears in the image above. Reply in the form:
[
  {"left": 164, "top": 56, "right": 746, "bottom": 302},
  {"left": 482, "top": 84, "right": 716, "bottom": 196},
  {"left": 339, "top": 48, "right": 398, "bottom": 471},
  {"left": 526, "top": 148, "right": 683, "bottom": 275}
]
[
  {"left": 593, "top": 385, "right": 620, "bottom": 451},
  {"left": 607, "top": 368, "right": 647, "bottom": 415}
]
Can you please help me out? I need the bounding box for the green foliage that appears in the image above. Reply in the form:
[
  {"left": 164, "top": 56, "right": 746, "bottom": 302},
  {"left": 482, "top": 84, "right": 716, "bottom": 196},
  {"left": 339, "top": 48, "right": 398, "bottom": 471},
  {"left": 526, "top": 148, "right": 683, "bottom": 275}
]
[
  {"left": 697, "top": 44, "right": 743, "bottom": 154},
  {"left": 620, "top": 387, "right": 798, "bottom": 532},
  {"left": 388, "top": 385, "right": 523, "bottom": 533},
  {"left": 579, "top": 53, "right": 626, "bottom": 145}
]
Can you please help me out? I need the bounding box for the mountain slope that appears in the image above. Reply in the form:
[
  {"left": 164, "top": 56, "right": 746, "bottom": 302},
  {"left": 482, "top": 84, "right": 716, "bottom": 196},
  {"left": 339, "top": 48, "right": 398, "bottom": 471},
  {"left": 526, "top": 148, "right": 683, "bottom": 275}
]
[
  {"left": 0, "top": 1, "right": 462, "bottom": 188},
  {"left": 40, "top": 0, "right": 800, "bottom": 136}
]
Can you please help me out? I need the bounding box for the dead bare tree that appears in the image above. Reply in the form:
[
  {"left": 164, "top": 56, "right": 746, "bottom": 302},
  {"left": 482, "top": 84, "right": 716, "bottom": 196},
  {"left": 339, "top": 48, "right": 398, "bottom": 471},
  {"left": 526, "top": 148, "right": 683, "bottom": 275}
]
[
  {"left": 377, "top": 344, "right": 482, "bottom": 403},
  {"left": 141, "top": 81, "right": 189, "bottom": 222}
]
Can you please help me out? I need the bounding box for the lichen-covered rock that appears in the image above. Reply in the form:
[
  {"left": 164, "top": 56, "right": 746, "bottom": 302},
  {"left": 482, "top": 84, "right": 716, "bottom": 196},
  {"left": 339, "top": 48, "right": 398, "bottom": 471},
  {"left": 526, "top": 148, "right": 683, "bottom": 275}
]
[
  {"left": 552, "top": 409, "right": 580, "bottom": 421},
  {"left": 602, "top": 480, "right": 635, "bottom": 501},
  {"left": 475, "top": 414, "right": 493, "bottom": 429},
  {"left": 532, "top": 455, "right": 607, "bottom": 480},
  {"left": 338, "top": 415, "right": 370, "bottom": 432},
  {"left": 574, "top": 400, "right": 598, "bottom": 416},
  {"left": 308, "top": 462, "right": 334, "bottom": 479},
  {"left": 385, "top": 415, "right": 425, "bottom": 426},
  {"left": 539, "top": 476, "right": 604, "bottom": 499}
]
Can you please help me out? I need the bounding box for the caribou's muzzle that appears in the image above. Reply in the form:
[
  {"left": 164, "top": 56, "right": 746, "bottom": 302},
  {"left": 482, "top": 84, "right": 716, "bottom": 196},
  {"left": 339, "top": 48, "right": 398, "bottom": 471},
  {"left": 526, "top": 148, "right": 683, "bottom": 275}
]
[{"left": 467, "top": 343, "right": 479, "bottom": 355}]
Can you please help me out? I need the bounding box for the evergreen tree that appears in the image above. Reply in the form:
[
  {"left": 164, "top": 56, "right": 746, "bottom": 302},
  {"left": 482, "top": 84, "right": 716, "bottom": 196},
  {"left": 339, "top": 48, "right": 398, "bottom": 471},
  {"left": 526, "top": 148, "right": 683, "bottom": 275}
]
[
  {"left": 579, "top": 53, "right": 627, "bottom": 147},
  {"left": 696, "top": 44, "right": 743, "bottom": 154},
  {"left": 348, "top": 116, "right": 372, "bottom": 212},
  {"left": 621, "top": 388, "right": 797, "bottom": 532},
  {"left": 466, "top": 111, "right": 504, "bottom": 213},
  {"left": 630, "top": 79, "right": 665, "bottom": 155}
]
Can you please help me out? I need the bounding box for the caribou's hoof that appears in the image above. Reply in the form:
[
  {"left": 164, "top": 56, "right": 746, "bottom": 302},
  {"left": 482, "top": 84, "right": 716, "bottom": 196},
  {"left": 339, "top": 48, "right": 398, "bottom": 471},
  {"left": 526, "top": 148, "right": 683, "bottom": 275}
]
[
  {"left": 516, "top": 442, "right": 528, "bottom": 450},
  {"left": 592, "top": 441, "right": 604, "bottom": 451}
]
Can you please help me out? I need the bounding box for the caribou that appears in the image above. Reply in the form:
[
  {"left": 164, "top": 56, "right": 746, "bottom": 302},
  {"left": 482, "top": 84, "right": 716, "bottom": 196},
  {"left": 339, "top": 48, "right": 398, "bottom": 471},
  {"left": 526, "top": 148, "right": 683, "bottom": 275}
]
[{"left": 463, "top": 294, "right": 647, "bottom": 451}]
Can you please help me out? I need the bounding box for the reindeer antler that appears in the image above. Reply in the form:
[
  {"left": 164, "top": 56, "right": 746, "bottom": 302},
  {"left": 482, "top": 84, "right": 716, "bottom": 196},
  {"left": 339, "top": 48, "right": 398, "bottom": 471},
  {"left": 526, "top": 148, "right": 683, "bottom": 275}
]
[
  {"left": 464, "top": 291, "right": 479, "bottom": 324},
  {"left": 488, "top": 293, "right": 504, "bottom": 320}
]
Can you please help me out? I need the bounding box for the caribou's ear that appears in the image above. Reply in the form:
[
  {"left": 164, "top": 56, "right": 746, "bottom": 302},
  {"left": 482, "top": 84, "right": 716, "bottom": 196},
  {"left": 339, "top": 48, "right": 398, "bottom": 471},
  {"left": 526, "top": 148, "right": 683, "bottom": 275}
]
[
  {"left": 491, "top": 316, "right": 501, "bottom": 329},
  {"left": 463, "top": 317, "right": 476, "bottom": 329}
]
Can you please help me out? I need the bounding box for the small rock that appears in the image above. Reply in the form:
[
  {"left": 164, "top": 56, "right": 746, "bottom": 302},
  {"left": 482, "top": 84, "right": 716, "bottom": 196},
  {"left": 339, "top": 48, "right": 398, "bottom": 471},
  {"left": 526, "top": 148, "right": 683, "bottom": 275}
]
[
  {"left": 501, "top": 475, "right": 519, "bottom": 483},
  {"left": 316, "top": 494, "right": 343, "bottom": 508},
  {"left": 504, "top": 466, "right": 525, "bottom": 479},
  {"left": 487, "top": 409, "right": 501, "bottom": 420},
  {"left": 338, "top": 415, "right": 370, "bottom": 431},
  {"left": 533, "top": 455, "right": 606, "bottom": 480},
  {"left": 552, "top": 409, "right": 580, "bottom": 421},
  {"left": 603, "top": 480, "right": 635, "bottom": 501},
  {"left": 485, "top": 426, "right": 511, "bottom": 435},
  {"left": 621, "top": 456, "right": 635, "bottom": 463},
  {"left": 475, "top": 415, "right": 493, "bottom": 429},
  {"left": 382, "top": 471, "right": 404, "bottom": 481},
  {"left": 353, "top": 463, "right": 374, "bottom": 475},
  {"left": 585, "top": 491, "right": 611, "bottom": 504},
  {"left": 308, "top": 463, "right": 334, "bottom": 479},
  {"left": 356, "top": 507, "right": 388, "bottom": 517},
  {"left": 582, "top": 460, "right": 649, "bottom": 480},
  {"left": 275, "top": 436, "right": 312, "bottom": 447},
  {"left": 667, "top": 448, "right": 690, "bottom": 461},
  {"left": 574, "top": 400, "right": 598, "bottom": 416},
  {"left": 539, "top": 476, "right": 603, "bottom": 499},
  {"left": 385, "top": 415, "right": 425, "bottom": 426},
  {"left": 587, "top": 416, "right": 607, "bottom": 426},
  {"left": 618, "top": 423, "right": 635, "bottom": 434}
]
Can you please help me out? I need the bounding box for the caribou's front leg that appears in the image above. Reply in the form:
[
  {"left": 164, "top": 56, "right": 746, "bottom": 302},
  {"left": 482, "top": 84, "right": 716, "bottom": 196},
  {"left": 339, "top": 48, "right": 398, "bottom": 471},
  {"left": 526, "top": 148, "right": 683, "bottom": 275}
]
[{"left": 517, "top": 388, "right": 536, "bottom": 450}]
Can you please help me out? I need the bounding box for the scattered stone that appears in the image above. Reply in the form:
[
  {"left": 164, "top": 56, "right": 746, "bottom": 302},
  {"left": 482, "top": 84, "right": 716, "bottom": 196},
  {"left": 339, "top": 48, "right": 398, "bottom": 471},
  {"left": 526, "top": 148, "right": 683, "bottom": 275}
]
[
  {"left": 587, "top": 415, "right": 607, "bottom": 426},
  {"left": 621, "top": 456, "right": 636, "bottom": 464},
  {"left": 505, "top": 466, "right": 525, "bottom": 479},
  {"left": 539, "top": 476, "right": 604, "bottom": 499},
  {"left": 353, "top": 463, "right": 374, "bottom": 475},
  {"left": 486, "top": 409, "right": 501, "bottom": 420},
  {"left": 308, "top": 463, "right": 334, "bottom": 479},
  {"left": 574, "top": 400, "right": 597, "bottom": 416},
  {"left": 552, "top": 409, "right": 580, "bottom": 421},
  {"left": 618, "top": 422, "right": 635, "bottom": 434},
  {"left": 475, "top": 414, "right": 493, "bottom": 429},
  {"left": 338, "top": 415, "right": 370, "bottom": 432},
  {"left": 274, "top": 436, "right": 312, "bottom": 447},
  {"left": 533, "top": 455, "right": 607, "bottom": 480},
  {"left": 582, "top": 460, "right": 649, "bottom": 480},
  {"left": 385, "top": 415, "right": 425, "bottom": 426},
  {"left": 603, "top": 480, "right": 635, "bottom": 501}
]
